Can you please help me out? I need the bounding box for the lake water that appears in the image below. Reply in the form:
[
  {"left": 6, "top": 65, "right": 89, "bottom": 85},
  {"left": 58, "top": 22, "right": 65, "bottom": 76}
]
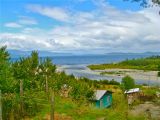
[
  {"left": 49, "top": 54, "right": 154, "bottom": 65},
  {"left": 12, "top": 53, "right": 160, "bottom": 85}
]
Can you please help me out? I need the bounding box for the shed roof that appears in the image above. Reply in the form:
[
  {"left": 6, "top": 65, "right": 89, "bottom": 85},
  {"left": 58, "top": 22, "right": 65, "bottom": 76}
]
[
  {"left": 94, "top": 90, "right": 112, "bottom": 100},
  {"left": 124, "top": 88, "right": 140, "bottom": 94}
]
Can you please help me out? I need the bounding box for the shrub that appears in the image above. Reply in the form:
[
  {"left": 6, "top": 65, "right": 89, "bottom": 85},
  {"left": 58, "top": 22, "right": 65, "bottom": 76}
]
[
  {"left": 121, "top": 76, "right": 135, "bottom": 90},
  {"left": 158, "top": 71, "right": 160, "bottom": 77}
]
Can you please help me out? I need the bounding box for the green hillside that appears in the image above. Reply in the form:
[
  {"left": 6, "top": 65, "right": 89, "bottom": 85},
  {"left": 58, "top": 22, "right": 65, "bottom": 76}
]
[{"left": 88, "top": 56, "right": 160, "bottom": 71}]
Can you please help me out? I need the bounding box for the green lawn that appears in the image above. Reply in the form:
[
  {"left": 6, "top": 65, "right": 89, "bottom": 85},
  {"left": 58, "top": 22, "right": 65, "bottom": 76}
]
[{"left": 33, "top": 91, "right": 147, "bottom": 120}]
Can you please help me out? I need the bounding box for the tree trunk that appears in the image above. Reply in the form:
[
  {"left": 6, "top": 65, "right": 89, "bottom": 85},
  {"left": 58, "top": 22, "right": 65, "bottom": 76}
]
[
  {"left": 20, "top": 80, "right": 23, "bottom": 96},
  {"left": 20, "top": 80, "right": 24, "bottom": 118},
  {"left": 0, "top": 90, "right": 2, "bottom": 120},
  {"left": 50, "top": 92, "right": 54, "bottom": 120},
  {"left": 46, "top": 76, "right": 48, "bottom": 93}
]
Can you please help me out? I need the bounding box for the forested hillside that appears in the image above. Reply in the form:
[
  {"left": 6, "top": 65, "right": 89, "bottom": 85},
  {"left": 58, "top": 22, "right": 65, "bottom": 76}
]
[{"left": 88, "top": 56, "right": 160, "bottom": 71}]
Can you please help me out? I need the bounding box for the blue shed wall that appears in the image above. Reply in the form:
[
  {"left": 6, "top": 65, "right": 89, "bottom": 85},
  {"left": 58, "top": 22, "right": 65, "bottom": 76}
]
[
  {"left": 95, "top": 93, "right": 112, "bottom": 108},
  {"left": 96, "top": 101, "right": 100, "bottom": 108}
]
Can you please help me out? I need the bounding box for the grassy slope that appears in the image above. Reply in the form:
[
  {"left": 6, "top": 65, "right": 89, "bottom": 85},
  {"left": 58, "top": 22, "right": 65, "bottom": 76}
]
[
  {"left": 88, "top": 56, "right": 160, "bottom": 71},
  {"left": 33, "top": 85, "right": 147, "bottom": 120}
]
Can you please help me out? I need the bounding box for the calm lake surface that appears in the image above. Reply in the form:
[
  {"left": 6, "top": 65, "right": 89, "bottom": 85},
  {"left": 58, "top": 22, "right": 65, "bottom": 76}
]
[{"left": 12, "top": 53, "right": 160, "bottom": 85}]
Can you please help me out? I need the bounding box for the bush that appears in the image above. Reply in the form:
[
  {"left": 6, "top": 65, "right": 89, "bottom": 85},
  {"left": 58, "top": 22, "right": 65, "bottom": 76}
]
[
  {"left": 121, "top": 76, "right": 135, "bottom": 90},
  {"left": 158, "top": 71, "right": 160, "bottom": 77},
  {"left": 109, "top": 79, "right": 120, "bottom": 85}
]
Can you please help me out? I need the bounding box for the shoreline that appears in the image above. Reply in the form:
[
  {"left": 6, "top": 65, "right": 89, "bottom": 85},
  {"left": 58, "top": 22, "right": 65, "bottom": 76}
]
[
  {"left": 94, "top": 68, "right": 159, "bottom": 81},
  {"left": 57, "top": 65, "right": 160, "bottom": 86}
]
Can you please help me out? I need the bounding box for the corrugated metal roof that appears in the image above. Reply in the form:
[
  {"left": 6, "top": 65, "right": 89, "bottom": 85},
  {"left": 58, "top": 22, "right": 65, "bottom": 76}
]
[
  {"left": 124, "top": 88, "right": 140, "bottom": 94},
  {"left": 94, "top": 90, "right": 107, "bottom": 100}
]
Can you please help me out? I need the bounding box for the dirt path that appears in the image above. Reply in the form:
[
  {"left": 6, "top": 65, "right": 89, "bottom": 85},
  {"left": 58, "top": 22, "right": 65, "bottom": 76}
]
[{"left": 130, "top": 102, "right": 160, "bottom": 120}]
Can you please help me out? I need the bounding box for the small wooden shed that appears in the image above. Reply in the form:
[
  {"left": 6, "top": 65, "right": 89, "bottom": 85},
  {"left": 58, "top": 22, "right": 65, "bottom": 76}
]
[
  {"left": 124, "top": 88, "right": 140, "bottom": 105},
  {"left": 93, "top": 90, "right": 113, "bottom": 108}
]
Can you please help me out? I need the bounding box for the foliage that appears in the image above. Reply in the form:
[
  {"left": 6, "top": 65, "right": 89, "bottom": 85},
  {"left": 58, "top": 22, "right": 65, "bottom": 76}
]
[
  {"left": 121, "top": 76, "right": 135, "bottom": 90},
  {"left": 88, "top": 56, "right": 160, "bottom": 71},
  {"left": 98, "top": 79, "right": 120, "bottom": 85},
  {"left": 158, "top": 71, "right": 160, "bottom": 77},
  {"left": 124, "top": 0, "right": 160, "bottom": 6},
  {"left": 0, "top": 46, "right": 95, "bottom": 119},
  {"left": 142, "top": 87, "right": 158, "bottom": 96},
  {"left": 70, "top": 80, "right": 94, "bottom": 100},
  {"left": 0, "top": 46, "right": 158, "bottom": 119},
  {"left": 158, "top": 64, "right": 160, "bottom": 70},
  {"left": 158, "top": 64, "right": 160, "bottom": 76},
  {"left": 109, "top": 79, "right": 120, "bottom": 85},
  {"left": 40, "top": 92, "right": 146, "bottom": 120},
  {"left": 100, "top": 71, "right": 124, "bottom": 75},
  {"left": 0, "top": 46, "right": 16, "bottom": 93}
]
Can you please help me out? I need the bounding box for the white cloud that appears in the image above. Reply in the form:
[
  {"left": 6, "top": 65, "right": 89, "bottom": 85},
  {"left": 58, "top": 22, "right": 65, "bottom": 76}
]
[
  {"left": 18, "top": 16, "right": 38, "bottom": 25},
  {"left": 1, "top": 3, "right": 160, "bottom": 53},
  {"left": 0, "top": 32, "right": 53, "bottom": 50},
  {"left": 4, "top": 16, "right": 37, "bottom": 29},
  {"left": 4, "top": 22, "right": 22, "bottom": 28},
  {"left": 27, "top": 4, "right": 70, "bottom": 22}
]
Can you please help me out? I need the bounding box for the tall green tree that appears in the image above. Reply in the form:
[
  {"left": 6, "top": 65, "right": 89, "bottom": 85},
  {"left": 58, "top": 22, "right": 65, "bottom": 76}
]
[
  {"left": 12, "top": 57, "right": 31, "bottom": 91},
  {"left": 39, "top": 58, "right": 56, "bottom": 92},
  {"left": 0, "top": 46, "right": 15, "bottom": 93},
  {"left": 12, "top": 51, "right": 40, "bottom": 91},
  {"left": 121, "top": 75, "right": 135, "bottom": 90},
  {"left": 29, "top": 51, "right": 39, "bottom": 89}
]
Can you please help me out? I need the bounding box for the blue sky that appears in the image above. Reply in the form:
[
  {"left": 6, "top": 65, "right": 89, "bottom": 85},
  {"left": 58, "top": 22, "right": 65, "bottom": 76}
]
[
  {"left": 0, "top": 0, "right": 141, "bottom": 32},
  {"left": 0, "top": 0, "right": 160, "bottom": 53}
]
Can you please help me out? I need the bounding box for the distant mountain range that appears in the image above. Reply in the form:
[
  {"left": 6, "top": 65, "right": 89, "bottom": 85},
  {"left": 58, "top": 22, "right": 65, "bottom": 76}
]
[
  {"left": 8, "top": 49, "right": 160, "bottom": 58},
  {"left": 8, "top": 50, "right": 74, "bottom": 58},
  {"left": 106, "top": 52, "right": 160, "bottom": 55}
]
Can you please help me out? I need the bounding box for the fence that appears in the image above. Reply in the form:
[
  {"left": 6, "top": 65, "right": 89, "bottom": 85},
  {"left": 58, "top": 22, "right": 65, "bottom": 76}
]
[
  {"left": 0, "top": 90, "right": 2, "bottom": 120},
  {"left": 0, "top": 90, "right": 55, "bottom": 120}
]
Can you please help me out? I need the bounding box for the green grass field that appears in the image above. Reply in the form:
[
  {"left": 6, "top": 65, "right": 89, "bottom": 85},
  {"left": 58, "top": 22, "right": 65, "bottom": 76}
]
[{"left": 32, "top": 86, "right": 152, "bottom": 120}]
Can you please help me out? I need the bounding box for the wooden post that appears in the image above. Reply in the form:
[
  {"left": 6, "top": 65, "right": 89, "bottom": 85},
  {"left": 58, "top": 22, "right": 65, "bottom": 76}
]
[
  {"left": 125, "top": 111, "right": 128, "bottom": 120},
  {"left": 20, "top": 80, "right": 23, "bottom": 96},
  {"left": 46, "top": 75, "right": 48, "bottom": 93},
  {"left": 20, "top": 80, "right": 24, "bottom": 117},
  {"left": 0, "top": 90, "right": 2, "bottom": 120},
  {"left": 46, "top": 75, "right": 49, "bottom": 100},
  {"left": 50, "top": 92, "right": 54, "bottom": 120},
  {"left": 146, "top": 109, "right": 151, "bottom": 120}
]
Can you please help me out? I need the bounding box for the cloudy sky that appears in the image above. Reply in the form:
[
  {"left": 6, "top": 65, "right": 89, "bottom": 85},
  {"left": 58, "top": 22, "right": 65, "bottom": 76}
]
[{"left": 0, "top": 0, "right": 160, "bottom": 53}]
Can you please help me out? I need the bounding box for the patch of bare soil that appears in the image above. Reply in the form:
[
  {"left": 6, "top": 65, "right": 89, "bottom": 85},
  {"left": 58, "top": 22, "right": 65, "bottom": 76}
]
[
  {"left": 44, "top": 113, "right": 73, "bottom": 120},
  {"left": 130, "top": 102, "right": 160, "bottom": 120}
]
